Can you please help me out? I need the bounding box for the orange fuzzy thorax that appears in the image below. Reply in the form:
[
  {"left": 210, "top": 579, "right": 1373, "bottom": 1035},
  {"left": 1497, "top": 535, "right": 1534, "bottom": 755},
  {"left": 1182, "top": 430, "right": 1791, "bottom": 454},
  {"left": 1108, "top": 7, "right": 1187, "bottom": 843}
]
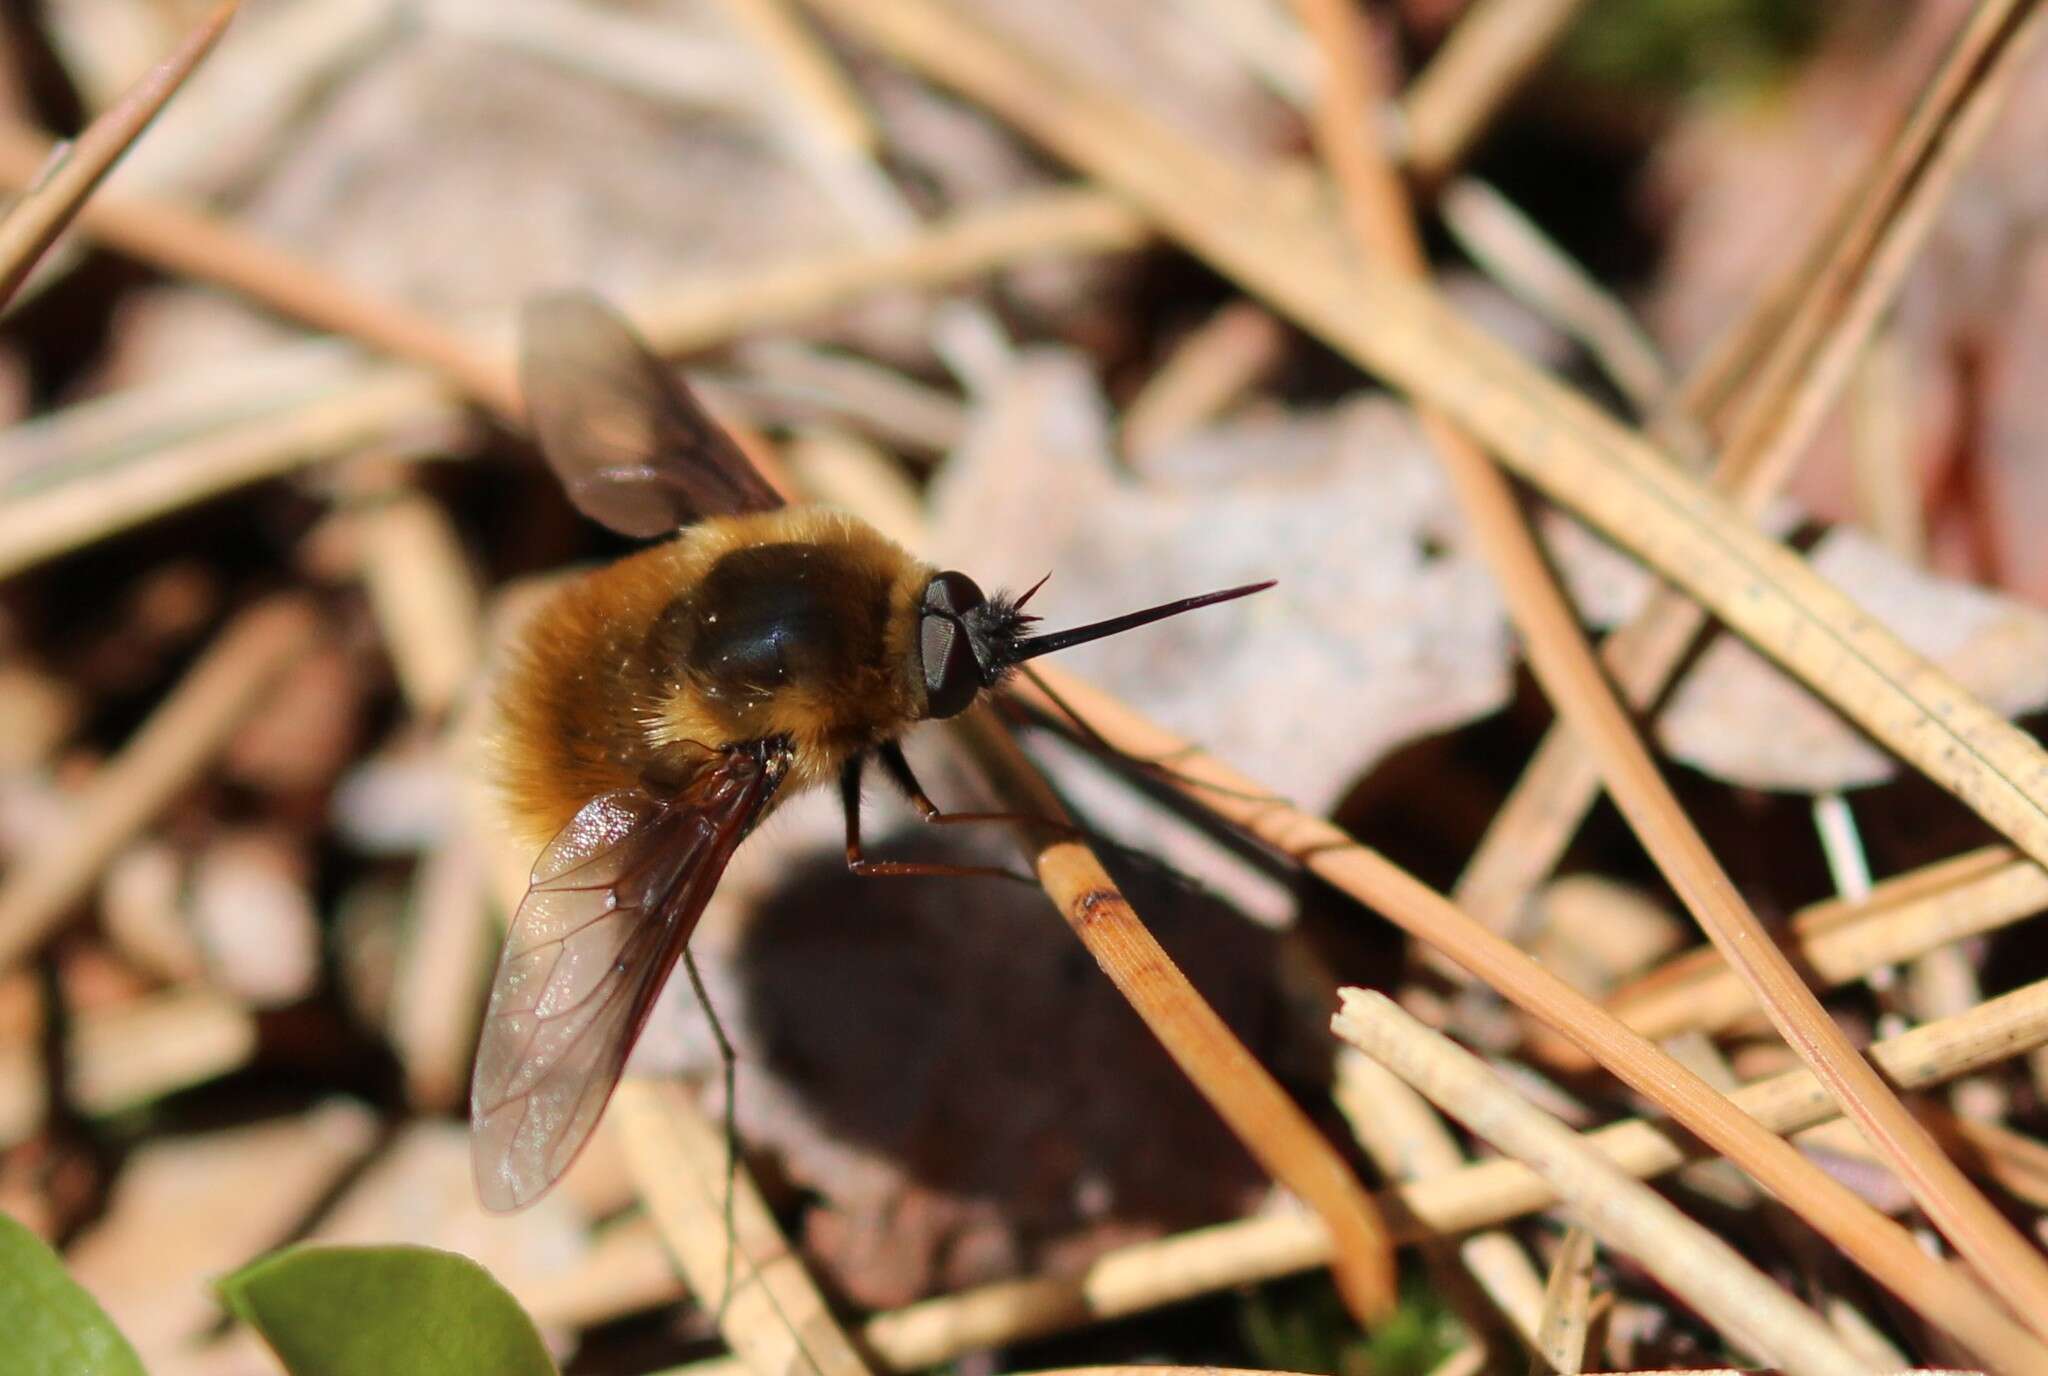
[{"left": 489, "top": 507, "right": 932, "bottom": 850}]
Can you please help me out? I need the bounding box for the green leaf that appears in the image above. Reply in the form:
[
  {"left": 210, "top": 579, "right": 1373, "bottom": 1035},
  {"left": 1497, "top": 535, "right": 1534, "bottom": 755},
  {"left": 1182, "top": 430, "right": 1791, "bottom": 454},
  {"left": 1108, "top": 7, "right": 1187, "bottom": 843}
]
[
  {"left": 0, "top": 1210, "right": 146, "bottom": 1376},
  {"left": 217, "top": 1244, "right": 556, "bottom": 1376}
]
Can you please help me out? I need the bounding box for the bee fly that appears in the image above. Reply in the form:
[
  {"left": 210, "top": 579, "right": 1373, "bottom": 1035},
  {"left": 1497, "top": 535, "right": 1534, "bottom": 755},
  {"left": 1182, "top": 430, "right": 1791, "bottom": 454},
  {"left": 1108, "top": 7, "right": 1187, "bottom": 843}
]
[{"left": 471, "top": 291, "right": 1270, "bottom": 1211}]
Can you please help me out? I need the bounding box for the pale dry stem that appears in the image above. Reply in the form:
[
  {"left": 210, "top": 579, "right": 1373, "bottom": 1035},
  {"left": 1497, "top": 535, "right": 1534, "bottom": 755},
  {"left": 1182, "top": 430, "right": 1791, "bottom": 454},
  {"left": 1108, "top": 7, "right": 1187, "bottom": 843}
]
[
  {"left": 1333, "top": 989, "right": 1870, "bottom": 1376},
  {"left": 0, "top": 187, "right": 1142, "bottom": 581},
  {"left": 1295, "top": 0, "right": 2048, "bottom": 1341},
  {"left": 651, "top": 968, "right": 2048, "bottom": 1374},
  {"left": 1396, "top": 0, "right": 1590, "bottom": 183},
  {"left": 613, "top": 1079, "right": 874, "bottom": 1376},
  {"left": 1006, "top": 660, "right": 2048, "bottom": 1375},
  {"left": 1454, "top": 0, "right": 2047, "bottom": 931},
  {"left": 0, "top": 0, "right": 237, "bottom": 306}
]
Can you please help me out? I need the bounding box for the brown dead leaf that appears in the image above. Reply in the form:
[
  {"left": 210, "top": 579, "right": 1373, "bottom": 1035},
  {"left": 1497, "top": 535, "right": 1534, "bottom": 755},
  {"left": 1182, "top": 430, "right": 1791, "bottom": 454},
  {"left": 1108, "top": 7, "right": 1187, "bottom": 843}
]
[{"left": 98, "top": 16, "right": 893, "bottom": 389}]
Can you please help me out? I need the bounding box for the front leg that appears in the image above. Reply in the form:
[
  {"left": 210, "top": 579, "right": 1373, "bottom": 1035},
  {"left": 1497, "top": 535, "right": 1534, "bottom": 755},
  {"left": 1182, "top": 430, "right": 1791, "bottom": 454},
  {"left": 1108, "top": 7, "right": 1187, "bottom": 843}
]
[
  {"left": 840, "top": 752, "right": 1027, "bottom": 881},
  {"left": 875, "top": 740, "right": 1077, "bottom": 837}
]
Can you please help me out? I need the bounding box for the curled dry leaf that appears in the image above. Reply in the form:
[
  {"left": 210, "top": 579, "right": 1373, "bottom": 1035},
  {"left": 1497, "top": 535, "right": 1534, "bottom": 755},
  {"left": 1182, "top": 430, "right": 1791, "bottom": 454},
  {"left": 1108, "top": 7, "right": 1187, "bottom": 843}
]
[{"left": 1658, "top": 524, "right": 2048, "bottom": 791}]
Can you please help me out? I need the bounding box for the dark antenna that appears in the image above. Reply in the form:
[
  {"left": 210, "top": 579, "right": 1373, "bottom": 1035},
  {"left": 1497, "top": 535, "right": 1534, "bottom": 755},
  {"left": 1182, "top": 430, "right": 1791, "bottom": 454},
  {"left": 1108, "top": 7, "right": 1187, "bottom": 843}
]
[{"left": 1004, "top": 580, "right": 1274, "bottom": 664}]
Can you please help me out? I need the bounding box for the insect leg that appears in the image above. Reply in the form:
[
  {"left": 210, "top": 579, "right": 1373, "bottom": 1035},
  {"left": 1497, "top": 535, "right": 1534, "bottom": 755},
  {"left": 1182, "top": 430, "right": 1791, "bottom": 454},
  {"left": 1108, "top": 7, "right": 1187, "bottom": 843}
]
[
  {"left": 840, "top": 754, "right": 1031, "bottom": 882},
  {"left": 876, "top": 742, "right": 1231, "bottom": 899},
  {"left": 682, "top": 947, "right": 739, "bottom": 1318},
  {"left": 876, "top": 740, "right": 1083, "bottom": 841}
]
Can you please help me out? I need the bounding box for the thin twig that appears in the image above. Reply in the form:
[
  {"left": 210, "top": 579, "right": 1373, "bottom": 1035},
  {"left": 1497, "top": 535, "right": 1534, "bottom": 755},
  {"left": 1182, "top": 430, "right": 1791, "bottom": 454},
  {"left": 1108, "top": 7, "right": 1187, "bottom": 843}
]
[
  {"left": 717, "top": 0, "right": 878, "bottom": 157},
  {"left": 1296, "top": 0, "right": 2048, "bottom": 1338},
  {"left": 0, "top": 0, "right": 237, "bottom": 307},
  {"left": 798, "top": 0, "right": 2048, "bottom": 932},
  {"left": 386, "top": 830, "right": 491, "bottom": 1112},
  {"left": 1334, "top": 990, "right": 1866, "bottom": 1376},
  {"left": 1337, "top": 1048, "right": 1547, "bottom": 1349},
  {"left": 0, "top": 985, "right": 255, "bottom": 1145},
  {"left": 793, "top": 0, "right": 2048, "bottom": 1358},
  {"left": 1006, "top": 661, "right": 2046, "bottom": 1375},
  {"left": 1120, "top": 300, "right": 1289, "bottom": 464},
  {"left": 342, "top": 481, "right": 483, "bottom": 720},
  {"left": 1454, "top": 0, "right": 2046, "bottom": 932},
  {"left": 1849, "top": 325, "right": 1924, "bottom": 561},
  {"left": 0, "top": 366, "right": 451, "bottom": 583},
  {"left": 1397, "top": 0, "right": 1591, "bottom": 184},
  {"left": 1438, "top": 177, "right": 1674, "bottom": 421},
  {"left": 1530, "top": 1224, "right": 1596, "bottom": 1375},
  {"left": 652, "top": 970, "right": 2048, "bottom": 1374},
  {"left": 0, "top": 187, "right": 1142, "bottom": 580},
  {"left": 1602, "top": 843, "right": 2046, "bottom": 1051},
  {"left": 635, "top": 185, "right": 1142, "bottom": 347}
]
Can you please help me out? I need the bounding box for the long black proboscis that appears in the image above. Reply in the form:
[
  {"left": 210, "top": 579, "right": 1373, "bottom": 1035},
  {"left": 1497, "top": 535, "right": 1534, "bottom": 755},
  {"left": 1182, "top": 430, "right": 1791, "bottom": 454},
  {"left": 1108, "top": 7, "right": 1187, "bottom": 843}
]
[{"left": 1006, "top": 579, "right": 1275, "bottom": 663}]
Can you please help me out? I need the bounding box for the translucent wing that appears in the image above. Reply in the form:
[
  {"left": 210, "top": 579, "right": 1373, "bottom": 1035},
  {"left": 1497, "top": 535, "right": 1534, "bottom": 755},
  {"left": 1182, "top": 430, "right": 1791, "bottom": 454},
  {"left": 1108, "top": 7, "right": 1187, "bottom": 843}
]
[
  {"left": 470, "top": 749, "right": 778, "bottom": 1212},
  {"left": 520, "top": 290, "right": 784, "bottom": 537}
]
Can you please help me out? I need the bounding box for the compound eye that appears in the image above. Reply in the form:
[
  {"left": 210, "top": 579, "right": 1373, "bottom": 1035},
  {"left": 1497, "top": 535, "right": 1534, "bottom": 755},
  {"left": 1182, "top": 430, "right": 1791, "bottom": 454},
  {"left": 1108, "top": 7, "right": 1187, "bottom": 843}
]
[
  {"left": 920, "top": 612, "right": 982, "bottom": 719},
  {"left": 922, "top": 571, "right": 985, "bottom": 618}
]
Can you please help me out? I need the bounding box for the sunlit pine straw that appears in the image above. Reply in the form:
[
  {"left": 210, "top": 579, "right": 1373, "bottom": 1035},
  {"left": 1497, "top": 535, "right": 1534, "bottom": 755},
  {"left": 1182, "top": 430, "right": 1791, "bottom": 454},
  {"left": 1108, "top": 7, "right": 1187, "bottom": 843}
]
[
  {"left": 792, "top": 0, "right": 2048, "bottom": 1355},
  {"left": 0, "top": 987, "right": 254, "bottom": 1147},
  {"left": 1394, "top": 0, "right": 1589, "bottom": 184},
  {"left": 0, "top": 123, "right": 521, "bottom": 419},
  {"left": 1533, "top": 1224, "right": 1598, "bottom": 1375},
  {"left": 0, "top": 112, "right": 1398, "bottom": 1323},
  {"left": 1293, "top": 0, "right": 2048, "bottom": 1344},
  {"left": 998, "top": 662, "right": 2048, "bottom": 1371},
  {"left": 0, "top": 185, "right": 1144, "bottom": 583},
  {"left": 1602, "top": 843, "right": 2047, "bottom": 1050},
  {"left": 614, "top": 1079, "right": 873, "bottom": 1376},
  {"left": 0, "top": 0, "right": 237, "bottom": 306},
  {"left": 651, "top": 971, "right": 2048, "bottom": 1376},
  {"left": 1454, "top": 0, "right": 2046, "bottom": 934},
  {"left": 1334, "top": 1049, "right": 1547, "bottom": 1349},
  {"left": 1332, "top": 989, "right": 1867, "bottom": 1376}
]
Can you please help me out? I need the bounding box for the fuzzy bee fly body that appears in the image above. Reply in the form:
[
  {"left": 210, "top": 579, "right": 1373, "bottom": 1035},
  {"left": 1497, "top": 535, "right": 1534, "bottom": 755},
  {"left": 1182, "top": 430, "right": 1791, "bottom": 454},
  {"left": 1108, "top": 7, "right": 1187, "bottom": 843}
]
[{"left": 470, "top": 290, "right": 1270, "bottom": 1212}]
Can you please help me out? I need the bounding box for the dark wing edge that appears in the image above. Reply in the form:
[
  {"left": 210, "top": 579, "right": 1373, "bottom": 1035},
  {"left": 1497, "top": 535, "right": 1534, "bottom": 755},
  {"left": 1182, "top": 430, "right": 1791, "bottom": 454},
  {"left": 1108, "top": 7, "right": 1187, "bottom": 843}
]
[
  {"left": 519, "top": 290, "right": 785, "bottom": 538},
  {"left": 469, "top": 748, "right": 779, "bottom": 1213}
]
